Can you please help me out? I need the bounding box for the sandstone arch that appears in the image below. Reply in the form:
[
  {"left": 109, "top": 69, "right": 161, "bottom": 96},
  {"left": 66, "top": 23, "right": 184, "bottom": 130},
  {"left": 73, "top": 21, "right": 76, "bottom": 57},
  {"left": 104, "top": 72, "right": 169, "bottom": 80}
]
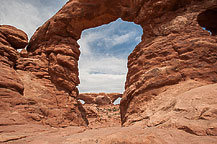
[{"left": 26, "top": 0, "right": 217, "bottom": 127}]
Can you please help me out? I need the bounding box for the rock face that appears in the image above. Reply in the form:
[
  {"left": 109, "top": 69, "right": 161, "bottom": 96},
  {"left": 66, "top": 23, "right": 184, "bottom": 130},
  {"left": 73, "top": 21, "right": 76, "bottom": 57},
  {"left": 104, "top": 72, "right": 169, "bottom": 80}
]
[
  {"left": 121, "top": 1, "right": 217, "bottom": 129},
  {"left": 0, "top": 25, "right": 27, "bottom": 127},
  {"left": 16, "top": 70, "right": 88, "bottom": 127},
  {"left": 0, "top": 25, "right": 27, "bottom": 67},
  {"left": 0, "top": 25, "right": 88, "bottom": 128},
  {"left": 124, "top": 81, "right": 217, "bottom": 136},
  {"left": 1, "top": 0, "right": 217, "bottom": 143}
]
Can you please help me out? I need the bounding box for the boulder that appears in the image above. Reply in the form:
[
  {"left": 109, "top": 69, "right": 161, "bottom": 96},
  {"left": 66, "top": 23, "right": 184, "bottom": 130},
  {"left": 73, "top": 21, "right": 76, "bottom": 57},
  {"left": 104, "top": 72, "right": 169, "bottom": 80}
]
[{"left": 0, "top": 25, "right": 28, "bottom": 49}]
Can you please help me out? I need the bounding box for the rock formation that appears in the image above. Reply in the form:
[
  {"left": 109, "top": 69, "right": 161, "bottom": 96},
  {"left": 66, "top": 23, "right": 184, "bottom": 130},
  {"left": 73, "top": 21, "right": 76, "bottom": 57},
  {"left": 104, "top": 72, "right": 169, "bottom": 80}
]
[
  {"left": 121, "top": 1, "right": 217, "bottom": 131},
  {"left": 0, "top": 25, "right": 88, "bottom": 128},
  {"left": 78, "top": 93, "right": 122, "bottom": 105},
  {"left": 0, "top": 25, "right": 27, "bottom": 127},
  {"left": 26, "top": 0, "right": 217, "bottom": 129},
  {"left": 77, "top": 93, "right": 121, "bottom": 128},
  {"left": 1, "top": 0, "right": 217, "bottom": 143}
]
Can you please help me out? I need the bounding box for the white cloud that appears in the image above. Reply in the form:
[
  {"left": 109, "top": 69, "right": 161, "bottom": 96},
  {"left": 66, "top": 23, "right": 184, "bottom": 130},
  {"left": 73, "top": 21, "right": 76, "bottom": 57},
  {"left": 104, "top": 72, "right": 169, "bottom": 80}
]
[
  {"left": 78, "top": 53, "right": 128, "bottom": 93},
  {"left": 0, "top": 0, "right": 40, "bottom": 37},
  {"left": 111, "top": 31, "right": 137, "bottom": 46},
  {"left": 78, "top": 72, "right": 126, "bottom": 93},
  {"left": 78, "top": 19, "right": 143, "bottom": 93},
  {"left": 78, "top": 32, "right": 102, "bottom": 56},
  {"left": 0, "top": 0, "right": 67, "bottom": 38}
]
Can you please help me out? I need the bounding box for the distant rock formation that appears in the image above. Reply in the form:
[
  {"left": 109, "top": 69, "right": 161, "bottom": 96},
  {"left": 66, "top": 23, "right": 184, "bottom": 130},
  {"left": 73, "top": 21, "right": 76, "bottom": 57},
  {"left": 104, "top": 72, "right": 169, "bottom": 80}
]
[
  {"left": 78, "top": 93, "right": 122, "bottom": 128},
  {"left": 78, "top": 93, "right": 122, "bottom": 105}
]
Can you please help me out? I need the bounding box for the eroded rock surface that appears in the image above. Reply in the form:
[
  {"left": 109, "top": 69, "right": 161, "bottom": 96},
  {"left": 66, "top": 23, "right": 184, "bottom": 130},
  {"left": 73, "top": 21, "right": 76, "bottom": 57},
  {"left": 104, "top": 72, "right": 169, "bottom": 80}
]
[
  {"left": 16, "top": 70, "right": 88, "bottom": 127},
  {"left": 25, "top": 0, "right": 217, "bottom": 128},
  {"left": 121, "top": 1, "right": 217, "bottom": 128},
  {"left": 1, "top": 122, "right": 217, "bottom": 144},
  {"left": 1, "top": 0, "right": 217, "bottom": 143},
  {"left": 83, "top": 104, "right": 121, "bottom": 129},
  {"left": 77, "top": 93, "right": 121, "bottom": 128},
  {"left": 0, "top": 25, "right": 27, "bottom": 128},
  {"left": 0, "top": 25, "right": 88, "bottom": 129},
  {"left": 0, "top": 25, "right": 28, "bottom": 50}
]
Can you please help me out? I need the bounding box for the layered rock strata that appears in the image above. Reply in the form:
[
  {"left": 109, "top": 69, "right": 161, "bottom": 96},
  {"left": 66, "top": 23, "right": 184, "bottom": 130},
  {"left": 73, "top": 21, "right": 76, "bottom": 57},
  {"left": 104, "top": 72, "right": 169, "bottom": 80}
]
[
  {"left": 26, "top": 0, "right": 217, "bottom": 130},
  {"left": 0, "top": 25, "right": 27, "bottom": 127},
  {"left": 0, "top": 25, "right": 88, "bottom": 128},
  {"left": 0, "top": 0, "right": 217, "bottom": 142},
  {"left": 121, "top": 1, "right": 217, "bottom": 132}
]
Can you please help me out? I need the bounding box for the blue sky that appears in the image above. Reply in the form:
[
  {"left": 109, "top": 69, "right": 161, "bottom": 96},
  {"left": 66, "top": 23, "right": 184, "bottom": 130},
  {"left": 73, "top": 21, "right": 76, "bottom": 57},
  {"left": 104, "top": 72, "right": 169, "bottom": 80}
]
[
  {"left": 0, "top": 0, "right": 67, "bottom": 37},
  {"left": 78, "top": 19, "right": 143, "bottom": 93},
  {"left": 0, "top": 0, "right": 143, "bottom": 93}
]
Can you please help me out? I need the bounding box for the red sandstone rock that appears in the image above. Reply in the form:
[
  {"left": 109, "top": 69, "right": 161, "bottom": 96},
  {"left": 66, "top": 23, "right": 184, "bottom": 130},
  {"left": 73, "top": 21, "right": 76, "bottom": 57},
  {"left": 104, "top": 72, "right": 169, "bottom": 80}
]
[
  {"left": 78, "top": 93, "right": 122, "bottom": 105},
  {"left": 83, "top": 104, "right": 121, "bottom": 129},
  {"left": 121, "top": 2, "right": 217, "bottom": 126},
  {"left": 0, "top": 64, "right": 24, "bottom": 95},
  {"left": 0, "top": 25, "right": 28, "bottom": 49},
  {"left": 20, "top": 49, "right": 28, "bottom": 58},
  {"left": 0, "top": 25, "right": 27, "bottom": 105},
  {"left": 0, "top": 44, "right": 19, "bottom": 67},
  {"left": 1, "top": 0, "right": 217, "bottom": 143},
  {"left": 0, "top": 25, "right": 28, "bottom": 67},
  {"left": 0, "top": 63, "right": 25, "bottom": 120},
  {"left": 0, "top": 25, "right": 88, "bottom": 129},
  {"left": 122, "top": 81, "right": 217, "bottom": 135},
  {"left": 1, "top": 123, "right": 217, "bottom": 144},
  {"left": 16, "top": 70, "right": 88, "bottom": 127},
  {"left": 0, "top": 26, "right": 28, "bottom": 130},
  {"left": 77, "top": 93, "right": 122, "bottom": 128},
  {"left": 26, "top": 0, "right": 217, "bottom": 128}
]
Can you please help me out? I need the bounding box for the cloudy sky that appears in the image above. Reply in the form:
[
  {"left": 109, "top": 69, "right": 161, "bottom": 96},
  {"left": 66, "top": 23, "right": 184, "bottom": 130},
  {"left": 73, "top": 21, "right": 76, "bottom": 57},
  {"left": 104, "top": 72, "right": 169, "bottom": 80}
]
[{"left": 0, "top": 0, "right": 143, "bottom": 93}]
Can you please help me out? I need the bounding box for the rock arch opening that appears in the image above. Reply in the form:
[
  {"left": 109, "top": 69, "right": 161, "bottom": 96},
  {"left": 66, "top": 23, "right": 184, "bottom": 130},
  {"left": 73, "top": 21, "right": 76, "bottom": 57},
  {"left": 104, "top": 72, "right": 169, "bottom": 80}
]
[
  {"left": 77, "top": 18, "right": 143, "bottom": 94},
  {"left": 197, "top": 8, "right": 217, "bottom": 36},
  {"left": 76, "top": 18, "right": 142, "bottom": 127}
]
